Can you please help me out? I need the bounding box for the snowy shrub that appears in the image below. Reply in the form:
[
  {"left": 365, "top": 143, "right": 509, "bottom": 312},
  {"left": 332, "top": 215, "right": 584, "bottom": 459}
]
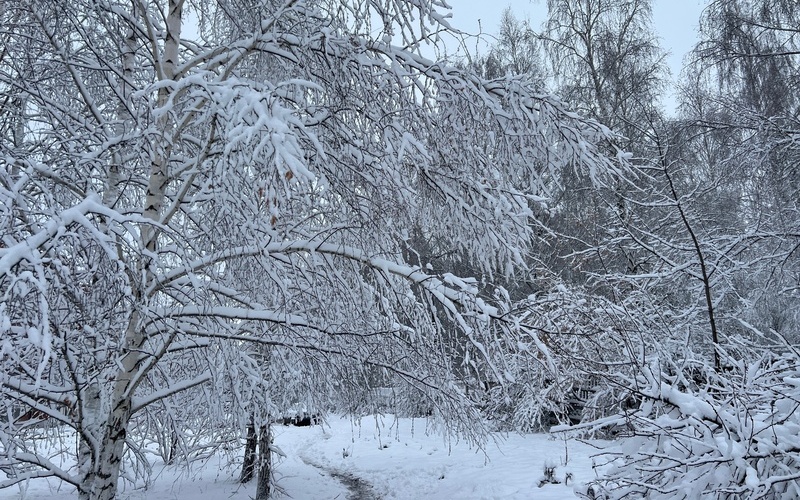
[
  {"left": 538, "top": 459, "right": 560, "bottom": 487},
  {"left": 586, "top": 348, "right": 800, "bottom": 499}
]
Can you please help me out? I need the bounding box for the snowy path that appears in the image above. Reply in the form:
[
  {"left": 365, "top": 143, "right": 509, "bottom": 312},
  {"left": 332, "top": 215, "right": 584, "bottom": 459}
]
[
  {"left": 288, "top": 421, "right": 381, "bottom": 499},
  {"left": 299, "top": 455, "right": 381, "bottom": 500},
  {"left": 285, "top": 416, "right": 607, "bottom": 500}
]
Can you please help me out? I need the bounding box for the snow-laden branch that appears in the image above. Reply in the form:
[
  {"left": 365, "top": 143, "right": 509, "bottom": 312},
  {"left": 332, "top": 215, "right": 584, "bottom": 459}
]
[
  {"left": 584, "top": 352, "right": 800, "bottom": 499},
  {"left": 130, "top": 371, "right": 212, "bottom": 414},
  {"left": 0, "top": 197, "right": 101, "bottom": 276},
  {"left": 0, "top": 1, "right": 635, "bottom": 497},
  {"left": 0, "top": 452, "right": 79, "bottom": 489},
  {"left": 153, "top": 239, "right": 500, "bottom": 321}
]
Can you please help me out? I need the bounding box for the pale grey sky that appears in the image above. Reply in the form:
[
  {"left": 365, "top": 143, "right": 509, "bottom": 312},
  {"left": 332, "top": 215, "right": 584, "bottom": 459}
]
[{"left": 445, "top": 0, "right": 708, "bottom": 112}]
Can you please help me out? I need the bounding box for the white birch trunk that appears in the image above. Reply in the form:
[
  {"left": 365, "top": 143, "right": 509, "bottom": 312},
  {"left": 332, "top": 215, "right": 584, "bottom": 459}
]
[
  {"left": 79, "top": 2, "right": 183, "bottom": 499},
  {"left": 78, "top": 310, "right": 143, "bottom": 500}
]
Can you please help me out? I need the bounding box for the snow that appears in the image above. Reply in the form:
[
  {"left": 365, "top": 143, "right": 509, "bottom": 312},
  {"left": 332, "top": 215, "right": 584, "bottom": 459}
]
[
  {"left": 294, "top": 416, "right": 603, "bottom": 500},
  {"left": 0, "top": 416, "right": 605, "bottom": 499}
]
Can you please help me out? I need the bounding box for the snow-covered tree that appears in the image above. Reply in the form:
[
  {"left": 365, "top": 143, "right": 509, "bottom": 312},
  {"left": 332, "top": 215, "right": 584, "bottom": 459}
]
[
  {"left": 682, "top": 0, "right": 800, "bottom": 343},
  {"left": 528, "top": 0, "right": 668, "bottom": 294},
  {"left": 457, "top": 1, "right": 671, "bottom": 431},
  {"left": 0, "top": 1, "right": 625, "bottom": 498},
  {"left": 473, "top": 8, "right": 544, "bottom": 84},
  {"left": 538, "top": 0, "right": 666, "bottom": 149},
  {"left": 566, "top": 1, "right": 800, "bottom": 495}
]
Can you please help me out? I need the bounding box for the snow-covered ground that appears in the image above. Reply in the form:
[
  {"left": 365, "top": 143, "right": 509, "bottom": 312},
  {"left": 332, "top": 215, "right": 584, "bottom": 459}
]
[{"left": 1, "top": 416, "right": 610, "bottom": 499}]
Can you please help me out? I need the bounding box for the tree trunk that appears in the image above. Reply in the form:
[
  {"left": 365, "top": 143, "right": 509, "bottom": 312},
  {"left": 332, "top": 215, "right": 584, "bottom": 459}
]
[
  {"left": 78, "top": 398, "right": 132, "bottom": 500},
  {"left": 77, "top": 382, "right": 101, "bottom": 500},
  {"left": 255, "top": 424, "right": 272, "bottom": 500},
  {"left": 166, "top": 429, "right": 180, "bottom": 466},
  {"left": 77, "top": 301, "right": 145, "bottom": 500},
  {"left": 97, "top": 409, "right": 131, "bottom": 500},
  {"left": 240, "top": 417, "right": 258, "bottom": 483}
]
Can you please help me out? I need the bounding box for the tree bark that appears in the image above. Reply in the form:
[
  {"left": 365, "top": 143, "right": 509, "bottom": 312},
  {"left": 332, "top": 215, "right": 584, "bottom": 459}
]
[
  {"left": 240, "top": 417, "right": 258, "bottom": 483},
  {"left": 255, "top": 424, "right": 272, "bottom": 500},
  {"left": 166, "top": 429, "right": 179, "bottom": 466}
]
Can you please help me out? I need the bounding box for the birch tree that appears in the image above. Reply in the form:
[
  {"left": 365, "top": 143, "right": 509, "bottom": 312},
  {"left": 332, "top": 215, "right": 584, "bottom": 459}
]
[
  {"left": 0, "top": 1, "right": 628, "bottom": 498},
  {"left": 538, "top": 0, "right": 665, "bottom": 149}
]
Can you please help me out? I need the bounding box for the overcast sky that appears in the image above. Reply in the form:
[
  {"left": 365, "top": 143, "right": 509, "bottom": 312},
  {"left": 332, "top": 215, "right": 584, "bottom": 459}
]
[{"left": 444, "top": 0, "right": 708, "bottom": 112}]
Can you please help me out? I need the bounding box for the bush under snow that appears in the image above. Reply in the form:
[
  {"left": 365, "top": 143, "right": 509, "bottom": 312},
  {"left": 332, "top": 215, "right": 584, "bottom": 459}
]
[{"left": 583, "top": 348, "right": 800, "bottom": 499}]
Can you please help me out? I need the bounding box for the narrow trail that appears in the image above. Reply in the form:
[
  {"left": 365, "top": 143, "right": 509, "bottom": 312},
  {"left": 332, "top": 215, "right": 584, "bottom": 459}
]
[{"left": 300, "top": 455, "right": 381, "bottom": 500}]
